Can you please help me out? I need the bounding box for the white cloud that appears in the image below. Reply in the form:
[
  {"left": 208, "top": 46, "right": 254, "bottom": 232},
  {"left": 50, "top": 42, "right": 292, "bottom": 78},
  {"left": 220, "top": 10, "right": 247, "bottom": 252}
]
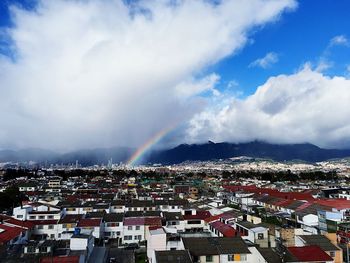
[
  {"left": 329, "top": 35, "right": 349, "bottom": 47},
  {"left": 0, "top": 0, "right": 296, "bottom": 150},
  {"left": 187, "top": 65, "right": 350, "bottom": 148},
  {"left": 315, "top": 59, "right": 333, "bottom": 72},
  {"left": 249, "top": 52, "right": 279, "bottom": 69},
  {"left": 227, "top": 80, "right": 239, "bottom": 89},
  {"left": 175, "top": 74, "right": 220, "bottom": 98}
]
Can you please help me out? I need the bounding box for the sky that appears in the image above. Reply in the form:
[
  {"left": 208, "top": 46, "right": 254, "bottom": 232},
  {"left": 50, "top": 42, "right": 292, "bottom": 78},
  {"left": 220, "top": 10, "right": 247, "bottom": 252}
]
[{"left": 1, "top": 0, "right": 350, "bottom": 151}]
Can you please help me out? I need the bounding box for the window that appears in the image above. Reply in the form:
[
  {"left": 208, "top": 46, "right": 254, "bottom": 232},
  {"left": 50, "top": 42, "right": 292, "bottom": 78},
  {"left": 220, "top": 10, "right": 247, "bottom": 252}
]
[
  {"left": 188, "top": 220, "right": 201, "bottom": 224},
  {"left": 29, "top": 216, "right": 36, "bottom": 219},
  {"left": 37, "top": 225, "right": 43, "bottom": 229},
  {"left": 48, "top": 215, "right": 54, "bottom": 219},
  {"left": 229, "top": 254, "right": 245, "bottom": 261},
  {"left": 206, "top": 255, "right": 213, "bottom": 262},
  {"left": 134, "top": 235, "right": 139, "bottom": 240},
  {"left": 39, "top": 216, "right": 45, "bottom": 219},
  {"left": 50, "top": 234, "right": 55, "bottom": 239},
  {"left": 124, "top": 235, "right": 132, "bottom": 240},
  {"left": 48, "top": 225, "right": 54, "bottom": 229},
  {"left": 26, "top": 246, "right": 35, "bottom": 253},
  {"left": 16, "top": 215, "right": 23, "bottom": 219},
  {"left": 128, "top": 226, "right": 132, "bottom": 230},
  {"left": 257, "top": 233, "right": 264, "bottom": 240},
  {"left": 39, "top": 246, "right": 47, "bottom": 253},
  {"left": 116, "top": 231, "right": 121, "bottom": 236},
  {"left": 136, "top": 226, "right": 140, "bottom": 230},
  {"left": 330, "top": 251, "right": 336, "bottom": 257}
]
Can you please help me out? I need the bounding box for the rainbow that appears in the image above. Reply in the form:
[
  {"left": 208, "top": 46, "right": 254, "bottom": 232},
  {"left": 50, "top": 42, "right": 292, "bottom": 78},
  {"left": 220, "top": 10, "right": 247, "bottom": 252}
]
[{"left": 127, "top": 124, "right": 175, "bottom": 166}]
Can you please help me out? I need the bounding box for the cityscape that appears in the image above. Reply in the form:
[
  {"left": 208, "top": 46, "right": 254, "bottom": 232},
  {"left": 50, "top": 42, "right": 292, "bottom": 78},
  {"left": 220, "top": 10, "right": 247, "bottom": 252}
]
[{"left": 1, "top": 0, "right": 350, "bottom": 263}]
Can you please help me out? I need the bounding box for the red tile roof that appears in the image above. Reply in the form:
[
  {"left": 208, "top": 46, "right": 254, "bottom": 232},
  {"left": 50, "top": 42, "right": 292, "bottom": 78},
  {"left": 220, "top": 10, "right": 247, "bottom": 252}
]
[
  {"left": 0, "top": 215, "right": 34, "bottom": 229},
  {"left": 287, "top": 245, "right": 333, "bottom": 262},
  {"left": 31, "top": 220, "right": 59, "bottom": 225},
  {"left": 210, "top": 221, "right": 236, "bottom": 237},
  {"left": 183, "top": 211, "right": 211, "bottom": 220},
  {"left": 124, "top": 217, "right": 144, "bottom": 226},
  {"left": 40, "top": 255, "right": 80, "bottom": 263},
  {"left": 315, "top": 199, "right": 350, "bottom": 210},
  {"left": 124, "top": 217, "right": 162, "bottom": 227},
  {"left": 77, "top": 218, "right": 101, "bottom": 227},
  {"left": 144, "top": 217, "right": 162, "bottom": 227},
  {"left": 58, "top": 215, "right": 83, "bottom": 224},
  {"left": 204, "top": 214, "right": 222, "bottom": 223},
  {"left": 223, "top": 185, "right": 315, "bottom": 201},
  {"left": 0, "top": 224, "right": 25, "bottom": 244},
  {"left": 149, "top": 226, "right": 162, "bottom": 231}
]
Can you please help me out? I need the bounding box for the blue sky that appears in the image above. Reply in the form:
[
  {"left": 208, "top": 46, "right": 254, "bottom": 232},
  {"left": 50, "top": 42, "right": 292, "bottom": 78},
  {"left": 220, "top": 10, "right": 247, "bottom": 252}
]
[
  {"left": 210, "top": 0, "right": 350, "bottom": 96},
  {"left": 2, "top": 0, "right": 350, "bottom": 96},
  {"left": 1, "top": 0, "right": 350, "bottom": 150}
]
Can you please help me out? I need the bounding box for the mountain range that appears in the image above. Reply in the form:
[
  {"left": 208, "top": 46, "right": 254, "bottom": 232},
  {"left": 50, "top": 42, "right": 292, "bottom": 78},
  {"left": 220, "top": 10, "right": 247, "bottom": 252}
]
[{"left": 1, "top": 141, "right": 350, "bottom": 166}]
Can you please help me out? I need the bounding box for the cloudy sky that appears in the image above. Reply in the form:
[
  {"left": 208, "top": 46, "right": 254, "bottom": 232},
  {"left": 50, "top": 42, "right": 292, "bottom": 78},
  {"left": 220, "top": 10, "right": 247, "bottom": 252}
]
[{"left": 1, "top": 0, "right": 350, "bottom": 151}]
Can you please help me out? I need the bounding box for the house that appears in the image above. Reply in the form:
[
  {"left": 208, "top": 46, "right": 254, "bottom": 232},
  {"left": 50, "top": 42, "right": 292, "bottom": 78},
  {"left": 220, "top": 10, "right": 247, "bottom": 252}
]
[
  {"left": 209, "top": 221, "right": 237, "bottom": 237},
  {"left": 125, "top": 200, "right": 156, "bottom": 212},
  {"left": 163, "top": 212, "right": 185, "bottom": 232},
  {"left": 285, "top": 245, "right": 333, "bottom": 263},
  {"left": 123, "top": 217, "right": 162, "bottom": 244},
  {"left": 93, "top": 203, "right": 110, "bottom": 213},
  {"left": 18, "top": 182, "right": 37, "bottom": 192},
  {"left": 69, "top": 231, "right": 95, "bottom": 262},
  {"left": 48, "top": 178, "right": 62, "bottom": 188},
  {"left": 295, "top": 235, "right": 342, "bottom": 263},
  {"left": 28, "top": 210, "right": 62, "bottom": 221},
  {"left": 182, "top": 210, "right": 211, "bottom": 231},
  {"left": 147, "top": 227, "right": 167, "bottom": 262},
  {"left": 77, "top": 218, "right": 104, "bottom": 239},
  {"left": 13, "top": 205, "right": 33, "bottom": 220},
  {"left": 103, "top": 213, "right": 123, "bottom": 243},
  {"left": 57, "top": 214, "right": 83, "bottom": 239},
  {"left": 183, "top": 237, "right": 253, "bottom": 263},
  {"left": 235, "top": 221, "right": 269, "bottom": 248},
  {"left": 23, "top": 240, "right": 55, "bottom": 255},
  {"left": 110, "top": 200, "right": 126, "bottom": 213},
  {"left": 123, "top": 217, "right": 146, "bottom": 244},
  {"left": 31, "top": 219, "right": 59, "bottom": 239}
]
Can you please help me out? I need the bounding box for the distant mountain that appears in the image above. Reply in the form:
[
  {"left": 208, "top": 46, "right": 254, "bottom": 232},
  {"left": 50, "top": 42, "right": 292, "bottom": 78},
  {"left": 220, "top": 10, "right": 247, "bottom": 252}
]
[
  {"left": 56, "top": 147, "right": 133, "bottom": 166},
  {"left": 2, "top": 141, "right": 350, "bottom": 166},
  {"left": 147, "top": 141, "right": 350, "bottom": 164}
]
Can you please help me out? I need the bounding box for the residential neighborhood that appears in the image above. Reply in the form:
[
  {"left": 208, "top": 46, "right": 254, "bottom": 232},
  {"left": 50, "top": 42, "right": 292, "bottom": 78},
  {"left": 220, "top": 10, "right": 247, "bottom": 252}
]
[{"left": 0, "top": 162, "right": 350, "bottom": 262}]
